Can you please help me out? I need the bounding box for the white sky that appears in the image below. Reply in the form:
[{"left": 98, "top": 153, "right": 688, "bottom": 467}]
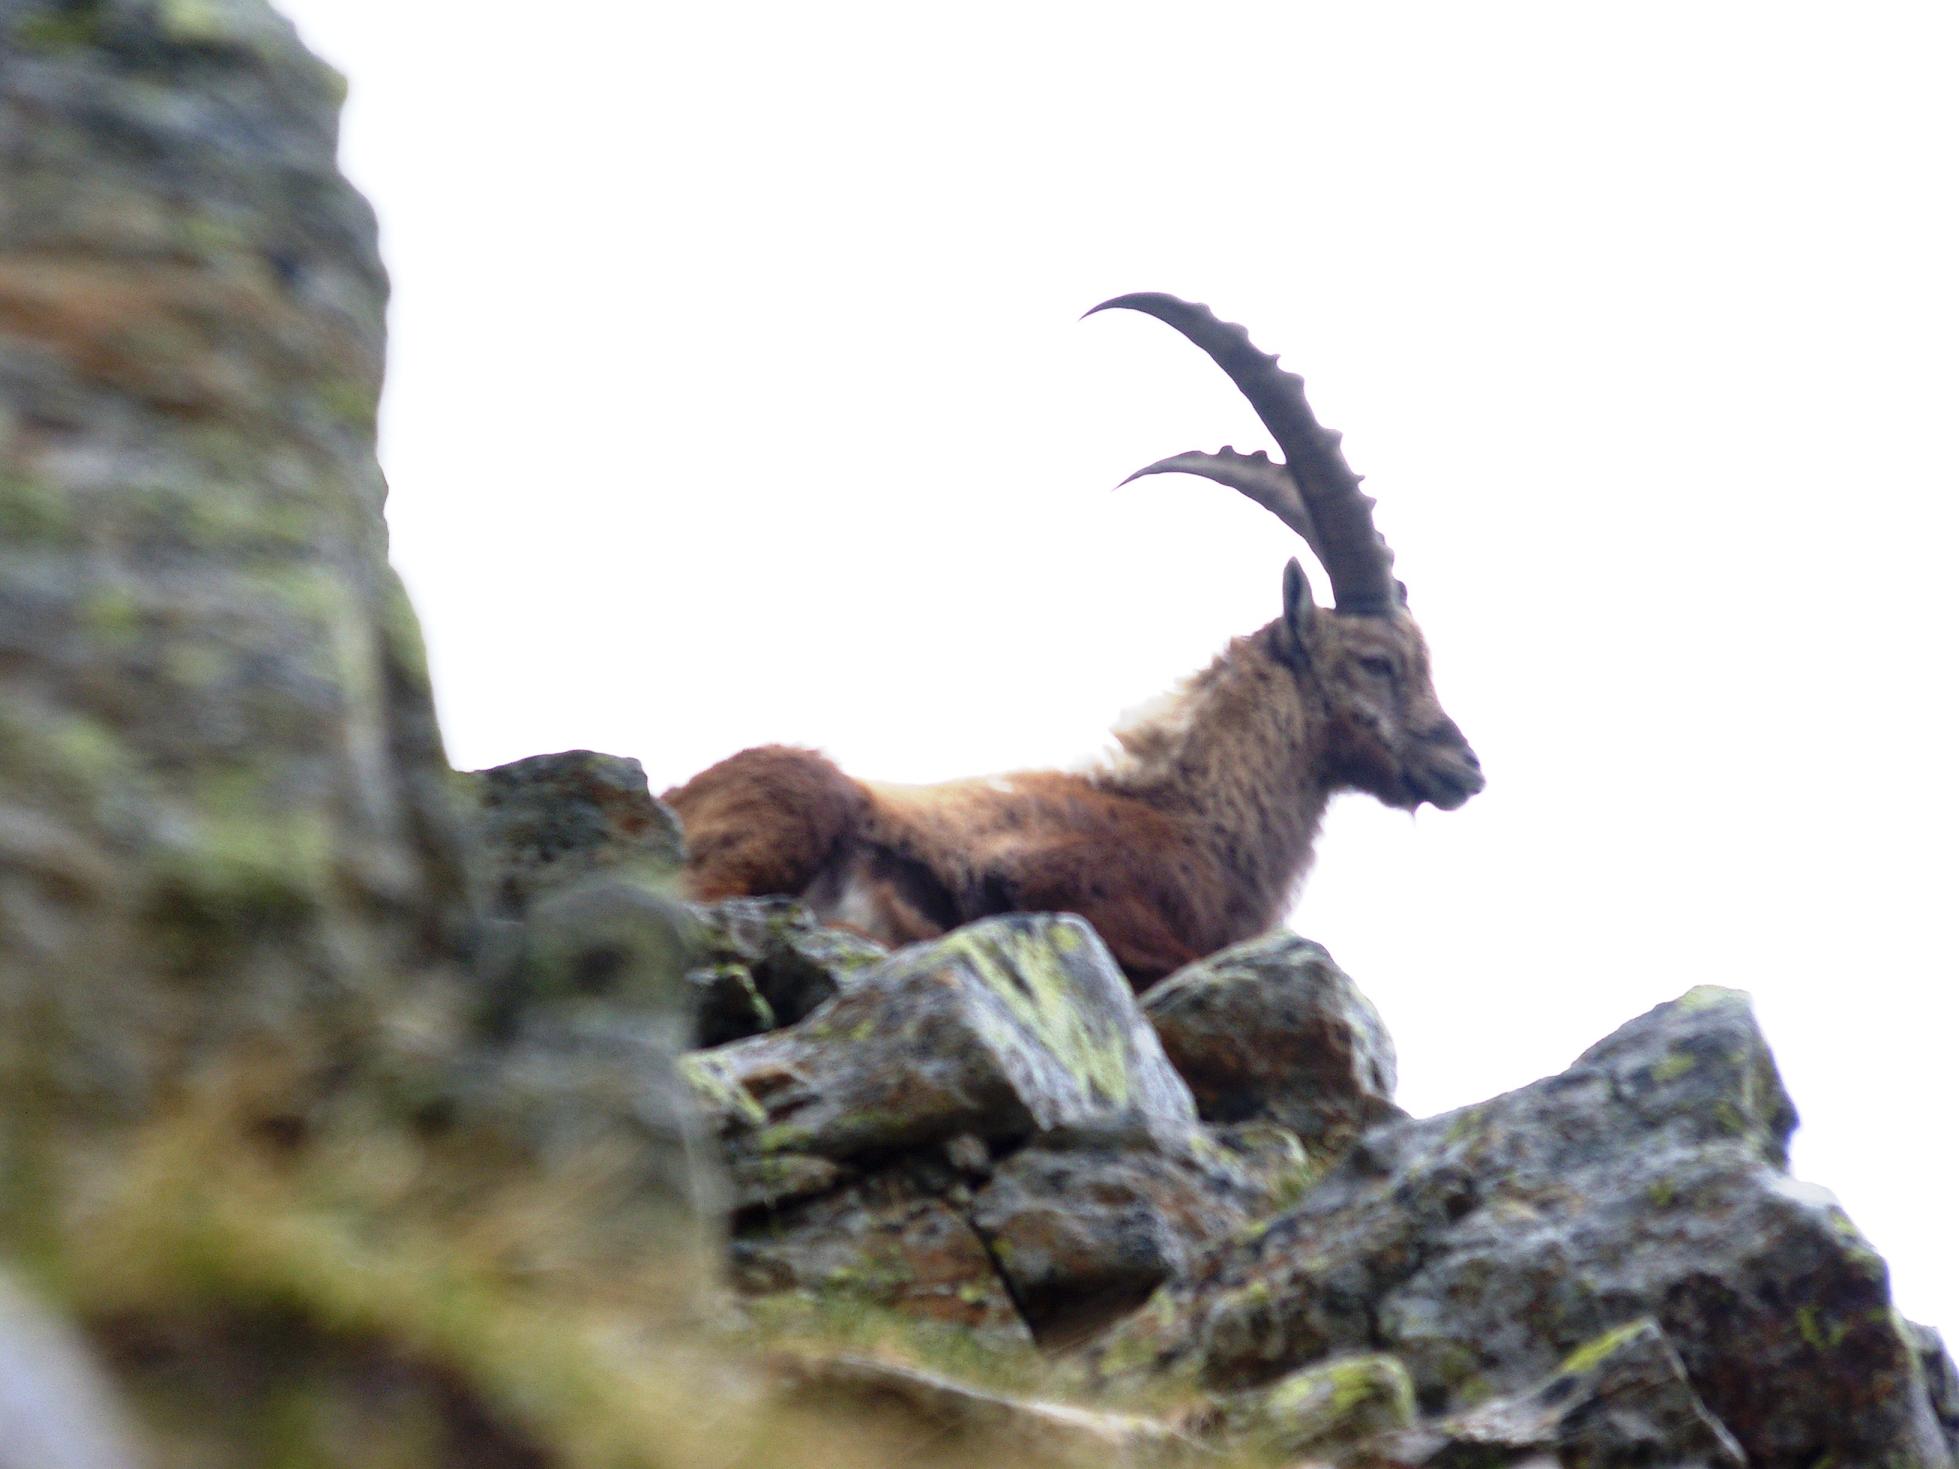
[{"left": 280, "top": 4, "right": 1958, "bottom": 1338}]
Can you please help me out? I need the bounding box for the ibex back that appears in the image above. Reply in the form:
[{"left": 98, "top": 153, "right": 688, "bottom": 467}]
[{"left": 665, "top": 294, "right": 1483, "bottom": 989}]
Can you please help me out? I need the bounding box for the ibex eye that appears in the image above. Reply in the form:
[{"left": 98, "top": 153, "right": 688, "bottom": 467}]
[{"left": 1358, "top": 656, "right": 1398, "bottom": 680}]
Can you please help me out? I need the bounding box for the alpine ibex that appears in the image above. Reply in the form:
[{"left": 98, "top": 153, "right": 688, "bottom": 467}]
[{"left": 665, "top": 294, "right": 1483, "bottom": 988}]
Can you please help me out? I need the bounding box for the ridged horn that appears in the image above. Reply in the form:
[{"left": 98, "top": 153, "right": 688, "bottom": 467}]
[
  {"left": 1088, "top": 293, "right": 1401, "bottom": 614},
  {"left": 1120, "top": 448, "right": 1333, "bottom": 570}
]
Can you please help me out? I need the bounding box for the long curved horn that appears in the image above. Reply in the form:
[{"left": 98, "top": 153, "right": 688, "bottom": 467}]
[{"left": 1088, "top": 293, "right": 1400, "bottom": 614}]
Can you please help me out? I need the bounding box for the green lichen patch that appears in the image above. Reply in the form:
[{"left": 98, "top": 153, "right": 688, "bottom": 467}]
[
  {"left": 926, "top": 916, "right": 1159, "bottom": 1113},
  {"left": 112, "top": 475, "right": 330, "bottom": 559},
  {"left": 1234, "top": 1352, "right": 1416, "bottom": 1458},
  {"left": 679, "top": 1051, "right": 769, "bottom": 1131},
  {"left": 316, "top": 374, "right": 381, "bottom": 432},
  {"left": 8, "top": 8, "right": 106, "bottom": 52},
  {"left": 144, "top": 798, "right": 337, "bottom": 919},
  {"left": 1797, "top": 1305, "right": 1844, "bottom": 1353},
  {"left": 80, "top": 582, "right": 146, "bottom": 643},
  {"left": 1651, "top": 1051, "right": 1697, "bottom": 1083},
  {"left": 1675, "top": 984, "right": 1750, "bottom": 1014},
  {"left": 378, "top": 570, "right": 435, "bottom": 690},
  {"left": 1556, "top": 1318, "right": 1653, "bottom": 1378},
  {"left": 0, "top": 470, "right": 78, "bottom": 543},
  {"left": 0, "top": 699, "right": 138, "bottom": 804},
  {"left": 1189, "top": 1123, "right": 1320, "bottom": 1202},
  {"left": 697, "top": 913, "right": 1190, "bottom": 1172}
]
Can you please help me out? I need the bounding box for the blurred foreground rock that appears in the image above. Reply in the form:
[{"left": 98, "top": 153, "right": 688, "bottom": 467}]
[
  {"left": 457, "top": 749, "right": 685, "bottom": 917},
  {"left": 0, "top": 0, "right": 469, "bottom": 1119},
  {"left": 0, "top": 7, "right": 721, "bottom": 1465}
]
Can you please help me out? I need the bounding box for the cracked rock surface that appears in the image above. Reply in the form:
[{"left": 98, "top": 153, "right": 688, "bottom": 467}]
[
  {"left": 1089, "top": 986, "right": 1951, "bottom": 1468},
  {"left": 685, "top": 913, "right": 1197, "bottom": 1159},
  {"left": 1142, "top": 930, "right": 1401, "bottom": 1154},
  {"left": 649, "top": 865, "right": 1957, "bottom": 1468}
]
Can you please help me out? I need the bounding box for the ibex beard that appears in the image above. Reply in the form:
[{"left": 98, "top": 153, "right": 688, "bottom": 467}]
[{"left": 665, "top": 294, "right": 1483, "bottom": 990}]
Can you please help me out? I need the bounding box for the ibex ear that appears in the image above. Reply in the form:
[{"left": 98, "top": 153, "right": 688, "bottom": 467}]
[{"left": 1280, "top": 558, "right": 1316, "bottom": 669}]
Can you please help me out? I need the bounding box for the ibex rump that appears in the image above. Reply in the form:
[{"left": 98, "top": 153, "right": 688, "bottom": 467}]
[{"left": 666, "top": 294, "right": 1483, "bottom": 988}]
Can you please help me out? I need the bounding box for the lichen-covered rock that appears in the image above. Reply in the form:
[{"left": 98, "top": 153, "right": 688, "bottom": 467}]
[
  {"left": 1142, "top": 932, "right": 1400, "bottom": 1154},
  {"left": 1359, "top": 1320, "right": 1745, "bottom": 1468},
  {"left": 0, "top": 7, "right": 743, "bottom": 1463},
  {"left": 455, "top": 757, "right": 874, "bottom": 1045},
  {"left": 691, "top": 961, "right": 779, "bottom": 1046},
  {"left": 970, "top": 1122, "right": 1315, "bottom": 1344},
  {"left": 1222, "top": 1353, "right": 1416, "bottom": 1460},
  {"left": 448, "top": 875, "right": 725, "bottom": 1255},
  {"left": 1092, "top": 988, "right": 1951, "bottom": 1469},
  {"left": 460, "top": 869, "right": 723, "bottom": 1248},
  {"left": 690, "top": 895, "right": 888, "bottom": 1034},
  {"left": 1912, "top": 1321, "right": 1959, "bottom": 1461},
  {"left": 731, "top": 1162, "right": 1030, "bottom": 1340},
  {"left": 481, "top": 872, "right": 691, "bottom": 1020},
  {"left": 686, "top": 914, "right": 1196, "bottom": 1162},
  {"left": 728, "top": 1152, "right": 852, "bottom": 1214},
  {"left": 0, "top": 0, "right": 470, "bottom": 1120},
  {"left": 458, "top": 749, "right": 685, "bottom": 917}
]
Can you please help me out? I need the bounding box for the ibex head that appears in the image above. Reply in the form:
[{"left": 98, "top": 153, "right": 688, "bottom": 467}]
[{"left": 1091, "top": 292, "right": 1484, "bottom": 814}]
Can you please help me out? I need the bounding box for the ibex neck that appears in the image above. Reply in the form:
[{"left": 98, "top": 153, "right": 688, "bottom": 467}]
[{"left": 1096, "top": 622, "right": 1332, "bottom": 929}]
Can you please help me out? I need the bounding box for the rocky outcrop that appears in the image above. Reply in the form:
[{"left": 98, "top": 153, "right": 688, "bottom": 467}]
[
  {"left": 0, "top": 8, "right": 720, "bottom": 1464},
  {"left": 969, "top": 1121, "right": 1309, "bottom": 1340},
  {"left": 1916, "top": 1321, "right": 1959, "bottom": 1460},
  {"left": 449, "top": 875, "right": 721, "bottom": 1234},
  {"left": 461, "top": 751, "right": 883, "bottom": 1046},
  {"left": 0, "top": 0, "right": 470, "bottom": 1120},
  {"left": 459, "top": 749, "right": 686, "bottom": 917},
  {"left": 1090, "top": 985, "right": 1951, "bottom": 1467},
  {"left": 1359, "top": 1320, "right": 1746, "bottom": 1468},
  {"left": 688, "top": 895, "right": 888, "bottom": 1038},
  {"left": 733, "top": 1157, "right": 1031, "bottom": 1336},
  {"left": 687, "top": 914, "right": 1197, "bottom": 1157},
  {"left": 653, "top": 864, "right": 1956, "bottom": 1466},
  {"left": 1142, "top": 931, "right": 1401, "bottom": 1154},
  {"left": 687, "top": 915, "right": 1314, "bottom": 1343},
  {"left": 675, "top": 911, "right": 1959, "bottom": 1465},
  {"left": 664, "top": 886, "right": 1959, "bottom": 1466},
  {"left": 1220, "top": 1353, "right": 1417, "bottom": 1458}
]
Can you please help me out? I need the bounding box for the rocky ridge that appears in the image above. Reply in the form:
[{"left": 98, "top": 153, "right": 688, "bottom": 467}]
[{"left": 455, "top": 748, "right": 1959, "bottom": 1466}]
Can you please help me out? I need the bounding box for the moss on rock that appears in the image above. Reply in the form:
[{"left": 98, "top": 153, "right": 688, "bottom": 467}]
[{"left": 1228, "top": 1353, "right": 1416, "bottom": 1457}]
